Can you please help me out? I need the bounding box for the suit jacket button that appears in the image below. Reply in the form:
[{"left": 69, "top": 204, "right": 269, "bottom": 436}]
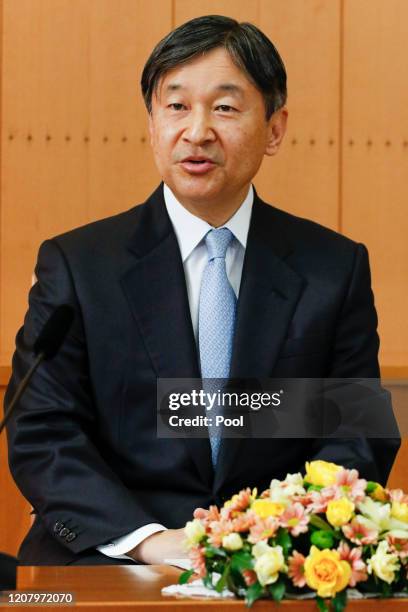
[
  {"left": 66, "top": 533, "right": 77, "bottom": 543},
  {"left": 54, "top": 521, "right": 64, "bottom": 533},
  {"left": 59, "top": 527, "right": 69, "bottom": 537}
]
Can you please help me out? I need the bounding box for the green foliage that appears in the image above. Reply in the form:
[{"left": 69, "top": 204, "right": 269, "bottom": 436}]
[
  {"left": 269, "top": 579, "right": 286, "bottom": 603},
  {"left": 215, "top": 563, "right": 230, "bottom": 593},
  {"left": 230, "top": 550, "right": 254, "bottom": 573},
  {"left": 310, "top": 529, "right": 335, "bottom": 549},
  {"left": 316, "top": 596, "right": 329, "bottom": 612},
  {"left": 274, "top": 528, "right": 293, "bottom": 554},
  {"left": 245, "top": 581, "right": 264, "bottom": 608},
  {"left": 202, "top": 573, "right": 213, "bottom": 589},
  {"left": 365, "top": 481, "right": 378, "bottom": 494},
  {"left": 309, "top": 515, "right": 334, "bottom": 532},
  {"left": 178, "top": 569, "right": 194, "bottom": 584},
  {"left": 332, "top": 590, "right": 347, "bottom": 612},
  {"left": 204, "top": 545, "right": 227, "bottom": 558},
  {"left": 380, "top": 581, "right": 393, "bottom": 598}
]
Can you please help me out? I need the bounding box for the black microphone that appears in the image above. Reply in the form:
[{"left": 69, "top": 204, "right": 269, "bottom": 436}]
[
  {"left": 0, "top": 305, "right": 74, "bottom": 590},
  {"left": 0, "top": 304, "right": 75, "bottom": 435}
]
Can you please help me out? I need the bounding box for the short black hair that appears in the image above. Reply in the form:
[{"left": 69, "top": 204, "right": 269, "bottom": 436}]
[{"left": 141, "top": 15, "right": 287, "bottom": 119}]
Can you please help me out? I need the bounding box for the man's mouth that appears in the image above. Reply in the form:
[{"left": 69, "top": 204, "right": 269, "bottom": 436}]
[{"left": 179, "top": 157, "right": 217, "bottom": 174}]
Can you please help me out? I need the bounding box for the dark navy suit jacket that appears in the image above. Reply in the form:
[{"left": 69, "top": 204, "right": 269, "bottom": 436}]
[{"left": 5, "top": 184, "right": 400, "bottom": 564}]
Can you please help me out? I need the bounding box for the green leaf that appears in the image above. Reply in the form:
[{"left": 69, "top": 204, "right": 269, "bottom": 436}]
[
  {"left": 380, "top": 581, "right": 392, "bottom": 598},
  {"left": 275, "top": 528, "right": 292, "bottom": 554},
  {"left": 215, "top": 563, "right": 230, "bottom": 593},
  {"left": 269, "top": 579, "right": 286, "bottom": 603},
  {"left": 245, "top": 582, "right": 264, "bottom": 608},
  {"left": 332, "top": 589, "right": 347, "bottom": 612},
  {"left": 316, "top": 596, "right": 329, "bottom": 612},
  {"left": 366, "top": 481, "right": 378, "bottom": 494},
  {"left": 203, "top": 573, "right": 213, "bottom": 589},
  {"left": 309, "top": 514, "right": 334, "bottom": 532},
  {"left": 204, "top": 545, "right": 228, "bottom": 558},
  {"left": 308, "top": 485, "right": 324, "bottom": 492},
  {"left": 310, "top": 529, "right": 335, "bottom": 550},
  {"left": 230, "top": 550, "right": 253, "bottom": 573},
  {"left": 178, "top": 568, "right": 194, "bottom": 584}
]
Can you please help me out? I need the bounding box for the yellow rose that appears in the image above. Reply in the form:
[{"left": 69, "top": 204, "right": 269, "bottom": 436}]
[
  {"left": 370, "top": 483, "right": 388, "bottom": 502},
  {"left": 326, "top": 498, "right": 355, "bottom": 527},
  {"left": 184, "top": 519, "right": 205, "bottom": 548},
  {"left": 253, "top": 544, "right": 286, "bottom": 586},
  {"left": 367, "top": 541, "right": 400, "bottom": 584},
  {"left": 251, "top": 499, "right": 285, "bottom": 518},
  {"left": 305, "top": 460, "right": 343, "bottom": 487},
  {"left": 222, "top": 533, "right": 243, "bottom": 551},
  {"left": 304, "top": 546, "right": 351, "bottom": 598},
  {"left": 391, "top": 501, "right": 408, "bottom": 523}
]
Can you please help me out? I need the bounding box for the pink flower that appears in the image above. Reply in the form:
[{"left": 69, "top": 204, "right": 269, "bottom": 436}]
[
  {"left": 194, "top": 505, "right": 220, "bottom": 526},
  {"left": 228, "top": 488, "right": 253, "bottom": 512},
  {"left": 342, "top": 517, "right": 379, "bottom": 545},
  {"left": 242, "top": 569, "right": 257, "bottom": 586},
  {"left": 389, "top": 489, "right": 408, "bottom": 504},
  {"left": 302, "top": 487, "right": 340, "bottom": 514},
  {"left": 279, "top": 502, "right": 309, "bottom": 536},
  {"left": 232, "top": 511, "right": 257, "bottom": 533},
  {"left": 335, "top": 469, "right": 367, "bottom": 503},
  {"left": 337, "top": 542, "right": 368, "bottom": 586},
  {"left": 248, "top": 515, "right": 279, "bottom": 543},
  {"left": 207, "top": 518, "right": 234, "bottom": 547},
  {"left": 288, "top": 551, "right": 306, "bottom": 587},
  {"left": 386, "top": 534, "right": 408, "bottom": 559},
  {"left": 189, "top": 544, "right": 206, "bottom": 578}
]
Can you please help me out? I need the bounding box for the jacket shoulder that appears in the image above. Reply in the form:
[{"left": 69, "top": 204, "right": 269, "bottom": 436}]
[{"left": 258, "top": 198, "right": 362, "bottom": 256}]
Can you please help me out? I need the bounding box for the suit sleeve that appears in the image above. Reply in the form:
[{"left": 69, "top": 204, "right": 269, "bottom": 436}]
[
  {"left": 311, "top": 243, "right": 400, "bottom": 484},
  {"left": 5, "top": 239, "right": 164, "bottom": 554}
]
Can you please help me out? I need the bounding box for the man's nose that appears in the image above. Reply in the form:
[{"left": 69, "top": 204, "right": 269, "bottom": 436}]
[{"left": 182, "top": 109, "right": 216, "bottom": 145}]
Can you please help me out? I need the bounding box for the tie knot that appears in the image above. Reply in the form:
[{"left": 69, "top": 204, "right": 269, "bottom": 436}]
[{"left": 205, "top": 228, "right": 234, "bottom": 261}]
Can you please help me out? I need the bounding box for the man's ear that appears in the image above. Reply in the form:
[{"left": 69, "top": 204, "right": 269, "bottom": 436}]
[
  {"left": 147, "top": 111, "right": 154, "bottom": 146},
  {"left": 265, "top": 107, "right": 288, "bottom": 156}
]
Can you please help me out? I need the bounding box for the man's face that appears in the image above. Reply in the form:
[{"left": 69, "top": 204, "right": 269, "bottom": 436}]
[{"left": 148, "top": 47, "right": 287, "bottom": 211}]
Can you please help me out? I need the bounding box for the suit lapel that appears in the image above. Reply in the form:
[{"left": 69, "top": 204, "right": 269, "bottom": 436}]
[
  {"left": 120, "top": 185, "right": 213, "bottom": 487},
  {"left": 213, "top": 195, "right": 306, "bottom": 493}
]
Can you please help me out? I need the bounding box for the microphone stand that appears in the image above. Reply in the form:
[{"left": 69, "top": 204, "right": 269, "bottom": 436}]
[
  {"left": 0, "top": 356, "right": 44, "bottom": 590},
  {"left": 0, "top": 353, "right": 44, "bottom": 436}
]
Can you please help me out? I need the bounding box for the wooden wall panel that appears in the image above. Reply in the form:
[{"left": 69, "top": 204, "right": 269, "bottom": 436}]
[
  {"left": 256, "top": 0, "right": 340, "bottom": 229},
  {"left": 0, "top": 0, "right": 171, "bottom": 363},
  {"left": 342, "top": 0, "right": 408, "bottom": 368}
]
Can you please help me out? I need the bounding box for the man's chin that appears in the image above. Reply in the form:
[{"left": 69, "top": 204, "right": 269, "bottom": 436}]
[{"left": 168, "top": 179, "right": 224, "bottom": 205}]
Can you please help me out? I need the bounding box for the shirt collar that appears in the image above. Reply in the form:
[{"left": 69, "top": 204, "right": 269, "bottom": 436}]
[{"left": 163, "top": 183, "right": 254, "bottom": 262}]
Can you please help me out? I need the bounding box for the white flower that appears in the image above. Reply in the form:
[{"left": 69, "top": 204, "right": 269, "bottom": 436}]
[
  {"left": 184, "top": 519, "right": 205, "bottom": 548},
  {"left": 253, "top": 544, "right": 287, "bottom": 586},
  {"left": 367, "top": 540, "right": 400, "bottom": 584},
  {"left": 252, "top": 540, "right": 273, "bottom": 558},
  {"left": 358, "top": 498, "right": 391, "bottom": 529},
  {"left": 358, "top": 497, "right": 408, "bottom": 532},
  {"left": 222, "top": 533, "right": 243, "bottom": 551},
  {"left": 269, "top": 472, "right": 305, "bottom": 502}
]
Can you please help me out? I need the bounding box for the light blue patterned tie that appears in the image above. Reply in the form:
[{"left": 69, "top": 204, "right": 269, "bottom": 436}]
[{"left": 198, "top": 228, "right": 237, "bottom": 466}]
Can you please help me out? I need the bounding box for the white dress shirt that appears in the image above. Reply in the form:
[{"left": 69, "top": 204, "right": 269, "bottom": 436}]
[{"left": 97, "top": 183, "right": 254, "bottom": 560}]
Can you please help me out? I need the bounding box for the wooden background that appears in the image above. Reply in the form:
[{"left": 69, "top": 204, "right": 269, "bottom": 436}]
[{"left": 1, "top": 0, "right": 407, "bottom": 557}]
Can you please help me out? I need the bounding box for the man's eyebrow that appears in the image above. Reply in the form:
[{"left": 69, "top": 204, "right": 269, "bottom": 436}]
[{"left": 163, "top": 82, "right": 245, "bottom": 96}]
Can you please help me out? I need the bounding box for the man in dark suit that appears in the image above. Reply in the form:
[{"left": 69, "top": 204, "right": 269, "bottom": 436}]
[{"left": 5, "top": 15, "right": 399, "bottom": 566}]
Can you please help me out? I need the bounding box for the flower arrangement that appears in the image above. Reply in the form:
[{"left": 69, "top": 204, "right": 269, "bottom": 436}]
[{"left": 180, "top": 461, "right": 408, "bottom": 611}]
